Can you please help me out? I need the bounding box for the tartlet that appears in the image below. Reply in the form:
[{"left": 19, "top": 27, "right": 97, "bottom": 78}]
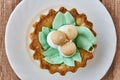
[{"left": 30, "top": 7, "right": 97, "bottom": 75}]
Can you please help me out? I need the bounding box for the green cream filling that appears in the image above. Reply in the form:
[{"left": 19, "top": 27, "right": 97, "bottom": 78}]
[
  {"left": 52, "top": 12, "right": 66, "bottom": 29},
  {"left": 76, "top": 26, "right": 96, "bottom": 45},
  {"left": 64, "top": 11, "right": 75, "bottom": 25},
  {"left": 38, "top": 12, "right": 96, "bottom": 66},
  {"left": 52, "top": 11, "right": 75, "bottom": 30},
  {"left": 75, "top": 26, "right": 96, "bottom": 52},
  {"left": 43, "top": 47, "right": 82, "bottom": 66},
  {"left": 44, "top": 48, "right": 63, "bottom": 64}
]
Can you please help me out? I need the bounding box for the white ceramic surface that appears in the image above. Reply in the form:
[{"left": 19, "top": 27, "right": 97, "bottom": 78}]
[{"left": 5, "top": 0, "right": 117, "bottom": 80}]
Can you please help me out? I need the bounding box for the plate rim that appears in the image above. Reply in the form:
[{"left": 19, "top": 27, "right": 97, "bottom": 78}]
[{"left": 5, "top": 0, "right": 117, "bottom": 80}]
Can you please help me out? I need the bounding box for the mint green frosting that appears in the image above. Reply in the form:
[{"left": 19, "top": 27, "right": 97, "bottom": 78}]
[
  {"left": 64, "top": 11, "right": 75, "bottom": 25},
  {"left": 43, "top": 47, "right": 59, "bottom": 56},
  {"left": 77, "top": 26, "right": 96, "bottom": 45},
  {"left": 75, "top": 35, "right": 93, "bottom": 51},
  {"left": 63, "top": 57, "right": 74, "bottom": 66},
  {"left": 42, "top": 27, "right": 51, "bottom": 36},
  {"left": 39, "top": 32, "right": 50, "bottom": 50},
  {"left": 43, "top": 47, "right": 82, "bottom": 66},
  {"left": 75, "top": 26, "right": 96, "bottom": 52},
  {"left": 52, "top": 11, "right": 75, "bottom": 30},
  {"left": 38, "top": 12, "right": 96, "bottom": 66},
  {"left": 44, "top": 48, "right": 64, "bottom": 64},
  {"left": 52, "top": 12, "right": 66, "bottom": 29},
  {"left": 72, "top": 49, "right": 82, "bottom": 62}
]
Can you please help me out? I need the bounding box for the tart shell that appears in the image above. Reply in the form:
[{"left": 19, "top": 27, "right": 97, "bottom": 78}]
[{"left": 30, "top": 7, "right": 97, "bottom": 76}]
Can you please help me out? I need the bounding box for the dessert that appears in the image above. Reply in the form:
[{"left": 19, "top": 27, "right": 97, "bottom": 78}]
[{"left": 30, "top": 7, "right": 97, "bottom": 75}]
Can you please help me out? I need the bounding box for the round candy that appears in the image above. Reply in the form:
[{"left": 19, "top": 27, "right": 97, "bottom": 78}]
[
  {"left": 51, "top": 31, "right": 68, "bottom": 45},
  {"left": 60, "top": 41, "right": 76, "bottom": 57},
  {"left": 59, "top": 25, "right": 78, "bottom": 40}
]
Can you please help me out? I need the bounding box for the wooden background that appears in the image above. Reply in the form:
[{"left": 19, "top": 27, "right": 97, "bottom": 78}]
[{"left": 0, "top": 0, "right": 120, "bottom": 80}]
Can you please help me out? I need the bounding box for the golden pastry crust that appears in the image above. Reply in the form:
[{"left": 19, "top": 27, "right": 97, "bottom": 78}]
[{"left": 30, "top": 7, "right": 97, "bottom": 75}]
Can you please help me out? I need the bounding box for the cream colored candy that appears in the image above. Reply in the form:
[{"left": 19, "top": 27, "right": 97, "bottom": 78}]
[
  {"left": 59, "top": 25, "right": 78, "bottom": 40},
  {"left": 60, "top": 41, "right": 76, "bottom": 57},
  {"left": 51, "top": 31, "right": 68, "bottom": 45}
]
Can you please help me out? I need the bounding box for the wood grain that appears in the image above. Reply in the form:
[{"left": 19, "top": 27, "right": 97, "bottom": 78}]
[
  {"left": 102, "top": 0, "right": 120, "bottom": 80},
  {"left": 0, "top": 0, "right": 21, "bottom": 80},
  {"left": 0, "top": 0, "right": 120, "bottom": 80}
]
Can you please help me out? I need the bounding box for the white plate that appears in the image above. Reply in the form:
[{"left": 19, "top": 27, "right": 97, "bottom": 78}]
[{"left": 5, "top": 0, "right": 117, "bottom": 80}]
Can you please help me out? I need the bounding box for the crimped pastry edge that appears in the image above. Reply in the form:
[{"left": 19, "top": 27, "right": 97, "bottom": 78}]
[{"left": 30, "top": 7, "right": 97, "bottom": 76}]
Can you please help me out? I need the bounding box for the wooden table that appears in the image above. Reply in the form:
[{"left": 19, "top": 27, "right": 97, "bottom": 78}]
[{"left": 0, "top": 0, "right": 120, "bottom": 80}]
